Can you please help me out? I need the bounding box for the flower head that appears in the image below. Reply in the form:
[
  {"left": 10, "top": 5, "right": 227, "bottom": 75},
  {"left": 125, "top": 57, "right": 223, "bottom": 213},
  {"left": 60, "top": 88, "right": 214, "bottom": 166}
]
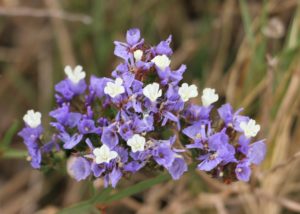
[
  {"left": 240, "top": 119, "right": 260, "bottom": 138},
  {"left": 19, "top": 28, "right": 266, "bottom": 186},
  {"left": 64, "top": 65, "right": 86, "bottom": 84},
  {"left": 178, "top": 83, "right": 198, "bottom": 102},
  {"left": 143, "top": 83, "right": 162, "bottom": 102},
  {"left": 93, "top": 144, "right": 118, "bottom": 164},
  {"left": 151, "top": 55, "right": 171, "bottom": 70},
  {"left": 127, "top": 134, "right": 146, "bottom": 152},
  {"left": 201, "top": 88, "right": 219, "bottom": 107},
  {"left": 104, "top": 78, "right": 125, "bottom": 98},
  {"left": 23, "top": 110, "right": 42, "bottom": 128}
]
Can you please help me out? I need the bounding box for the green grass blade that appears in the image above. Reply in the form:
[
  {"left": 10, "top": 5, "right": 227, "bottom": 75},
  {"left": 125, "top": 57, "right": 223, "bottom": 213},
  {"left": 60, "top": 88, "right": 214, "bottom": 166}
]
[
  {"left": 58, "top": 200, "right": 95, "bottom": 214},
  {"left": 59, "top": 173, "right": 170, "bottom": 213},
  {"left": 239, "top": 0, "right": 254, "bottom": 46},
  {"left": 1, "top": 121, "right": 20, "bottom": 148},
  {"left": 102, "top": 173, "right": 170, "bottom": 203},
  {"left": 1, "top": 149, "right": 27, "bottom": 159}
]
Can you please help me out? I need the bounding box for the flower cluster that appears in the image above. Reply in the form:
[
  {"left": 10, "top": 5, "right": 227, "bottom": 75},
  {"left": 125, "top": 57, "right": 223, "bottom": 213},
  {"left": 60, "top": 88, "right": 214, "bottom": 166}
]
[{"left": 18, "top": 29, "right": 266, "bottom": 187}]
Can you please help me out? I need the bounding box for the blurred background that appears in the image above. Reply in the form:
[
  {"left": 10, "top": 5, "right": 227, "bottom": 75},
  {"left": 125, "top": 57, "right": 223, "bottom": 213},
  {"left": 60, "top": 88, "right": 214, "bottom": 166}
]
[{"left": 1, "top": 0, "right": 300, "bottom": 213}]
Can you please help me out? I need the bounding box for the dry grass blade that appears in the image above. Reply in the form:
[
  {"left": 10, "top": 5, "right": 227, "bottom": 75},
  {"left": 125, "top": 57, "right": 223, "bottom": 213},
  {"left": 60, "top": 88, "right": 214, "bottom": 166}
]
[
  {"left": 263, "top": 151, "right": 300, "bottom": 175},
  {"left": 44, "top": 0, "right": 76, "bottom": 66},
  {"left": 0, "top": 7, "right": 92, "bottom": 24},
  {"left": 256, "top": 189, "right": 300, "bottom": 213},
  {"left": 207, "top": 0, "right": 235, "bottom": 86}
]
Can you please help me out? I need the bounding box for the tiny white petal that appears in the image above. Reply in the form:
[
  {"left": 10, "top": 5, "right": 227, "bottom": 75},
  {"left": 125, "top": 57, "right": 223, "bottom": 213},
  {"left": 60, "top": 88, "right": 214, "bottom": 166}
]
[
  {"left": 115, "top": 77, "right": 123, "bottom": 85},
  {"left": 64, "top": 65, "right": 86, "bottom": 84},
  {"left": 23, "top": 109, "right": 42, "bottom": 128},
  {"left": 93, "top": 144, "right": 118, "bottom": 164},
  {"left": 201, "top": 88, "right": 219, "bottom": 107},
  {"left": 143, "top": 83, "right": 162, "bottom": 102},
  {"left": 151, "top": 55, "right": 171, "bottom": 70},
  {"left": 133, "top": 50, "right": 143, "bottom": 61},
  {"left": 240, "top": 119, "right": 260, "bottom": 138},
  {"left": 127, "top": 134, "right": 146, "bottom": 153},
  {"left": 93, "top": 147, "right": 103, "bottom": 156},
  {"left": 178, "top": 83, "right": 198, "bottom": 102},
  {"left": 104, "top": 78, "right": 125, "bottom": 98}
]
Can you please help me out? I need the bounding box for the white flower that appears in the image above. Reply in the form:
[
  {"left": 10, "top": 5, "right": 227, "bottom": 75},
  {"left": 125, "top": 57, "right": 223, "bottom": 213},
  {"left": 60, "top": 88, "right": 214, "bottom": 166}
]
[
  {"left": 143, "top": 82, "right": 162, "bottom": 102},
  {"left": 64, "top": 65, "right": 86, "bottom": 84},
  {"left": 23, "top": 110, "right": 41, "bottom": 128},
  {"left": 178, "top": 83, "right": 198, "bottom": 102},
  {"left": 127, "top": 134, "right": 146, "bottom": 153},
  {"left": 151, "top": 55, "right": 171, "bottom": 70},
  {"left": 133, "top": 49, "right": 143, "bottom": 61},
  {"left": 104, "top": 78, "right": 125, "bottom": 98},
  {"left": 93, "top": 144, "right": 118, "bottom": 164},
  {"left": 240, "top": 119, "right": 260, "bottom": 138},
  {"left": 201, "top": 88, "right": 219, "bottom": 107}
]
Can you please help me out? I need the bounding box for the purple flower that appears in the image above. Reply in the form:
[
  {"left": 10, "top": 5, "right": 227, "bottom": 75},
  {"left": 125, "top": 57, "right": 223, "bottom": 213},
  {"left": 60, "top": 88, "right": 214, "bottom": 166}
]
[
  {"left": 49, "top": 105, "right": 81, "bottom": 128},
  {"left": 78, "top": 119, "right": 100, "bottom": 134},
  {"left": 154, "top": 35, "right": 173, "bottom": 56},
  {"left": 27, "top": 144, "right": 42, "bottom": 169},
  {"left": 124, "top": 149, "right": 150, "bottom": 173},
  {"left": 114, "top": 29, "right": 143, "bottom": 61},
  {"left": 197, "top": 131, "right": 236, "bottom": 171},
  {"left": 119, "top": 122, "right": 134, "bottom": 141},
  {"left": 18, "top": 126, "right": 43, "bottom": 144},
  {"left": 111, "top": 63, "right": 129, "bottom": 78},
  {"left": 167, "top": 158, "right": 187, "bottom": 180},
  {"left": 124, "top": 161, "right": 145, "bottom": 172},
  {"left": 91, "top": 163, "right": 105, "bottom": 177},
  {"left": 237, "top": 135, "right": 251, "bottom": 154},
  {"left": 55, "top": 79, "right": 86, "bottom": 100},
  {"left": 182, "top": 122, "right": 210, "bottom": 145},
  {"left": 55, "top": 80, "right": 75, "bottom": 100},
  {"left": 247, "top": 140, "right": 266, "bottom": 165},
  {"left": 41, "top": 136, "right": 60, "bottom": 153},
  {"left": 101, "top": 124, "right": 119, "bottom": 148},
  {"left": 68, "top": 157, "right": 91, "bottom": 181},
  {"left": 18, "top": 126, "right": 43, "bottom": 169},
  {"left": 161, "top": 111, "right": 181, "bottom": 130},
  {"left": 238, "top": 135, "right": 266, "bottom": 165},
  {"left": 217, "top": 104, "right": 249, "bottom": 132},
  {"left": 90, "top": 76, "right": 111, "bottom": 98},
  {"left": 118, "top": 115, "right": 151, "bottom": 141},
  {"left": 235, "top": 161, "right": 251, "bottom": 182},
  {"left": 109, "top": 167, "right": 122, "bottom": 188},
  {"left": 153, "top": 145, "right": 175, "bottom": 168},
  {"left": 183, "top": 104, "right": 212, "bottom": 124},
  {"left": 58, "top": 132, "right": 83, "bottom": 149},
  {"left": 157, "top": 64, "right": 186, "bottom": 86},
  {"left": 126, "top": 28, "right": 141, "bottom": 46}
]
